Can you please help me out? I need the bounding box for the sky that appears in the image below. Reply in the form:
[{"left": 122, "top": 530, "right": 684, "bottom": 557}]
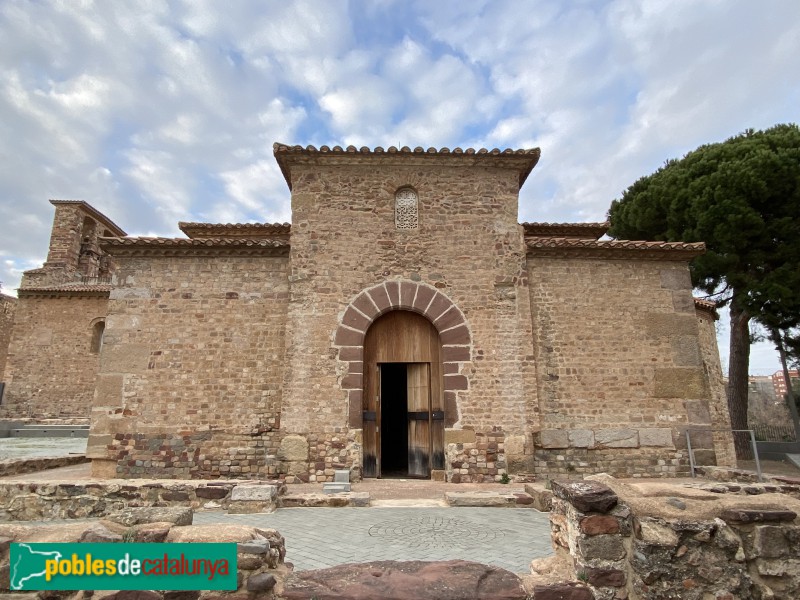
[{"left": 1, "top": 0, "right": 798, "bottom": 375}]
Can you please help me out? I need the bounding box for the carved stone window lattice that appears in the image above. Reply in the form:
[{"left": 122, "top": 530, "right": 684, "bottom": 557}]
[{"left": 395, "top": 188, "right": 418, "bottom": 230}]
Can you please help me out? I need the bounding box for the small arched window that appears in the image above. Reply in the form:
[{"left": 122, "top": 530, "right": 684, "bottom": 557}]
[
  {"left": 395, "top": 188, "right": 418, "bottom": 230},
  {"left": 90, "top": 321, "right": 105, "bottom": 354}
]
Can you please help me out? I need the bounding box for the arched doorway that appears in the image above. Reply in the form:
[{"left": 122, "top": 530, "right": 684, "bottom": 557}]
[{"left": 362, "top": 311, "right": 444, "bottom": 478}]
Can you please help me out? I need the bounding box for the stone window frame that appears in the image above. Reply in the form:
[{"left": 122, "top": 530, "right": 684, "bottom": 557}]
[
  {"left": 90, "top": 319, "right": 105, "bottom": 354},
  {"left": 395, "top": 187, "right": 419, "bottom": 230}
]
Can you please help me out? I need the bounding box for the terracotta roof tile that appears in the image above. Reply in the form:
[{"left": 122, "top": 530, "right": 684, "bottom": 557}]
[
  {"left": 273, "top": 142, "right": 541, "bottom": 190},
  {"left": 526, "top": 237, "right": 705, "bottom": 261},
  {"left": 18, "top": 284, "right": 112, "bottom": 296},
  {"left": 99, "top": 236, "right": 289, "bottom": 257},
  {"left": 522, "top": 222, "right": 609, "bottom": 240},
  {"left": 178, "top": 222, "right": 290, "bottom": 238}
]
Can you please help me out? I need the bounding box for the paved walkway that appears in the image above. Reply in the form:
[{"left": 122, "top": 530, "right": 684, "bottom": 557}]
[{"left": 196, "top": 507, "right": 551, "bottom": 573}]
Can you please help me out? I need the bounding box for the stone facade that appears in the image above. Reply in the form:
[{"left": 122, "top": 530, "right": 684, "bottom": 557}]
[
  {"left": 0, "top": 293, "right": 15, "bottom": 390},
  {"left": 2, "top": 144, "right": 734, "bottom": 481},
  {"left": 0, "top": 200, "right": 123, "bottom": 420}
]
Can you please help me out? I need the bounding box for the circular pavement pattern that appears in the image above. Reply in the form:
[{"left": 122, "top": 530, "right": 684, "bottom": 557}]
[{"left": 368, "top": 515, "right": 504, "bottom": 550}]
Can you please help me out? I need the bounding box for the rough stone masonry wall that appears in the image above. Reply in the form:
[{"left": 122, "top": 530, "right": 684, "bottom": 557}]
[
  {"left": 548, "top": 479, "right": 800, "bottom": 599},
  {"left": 89, "top": 254, "right": 289, "bottom": 479},
  {"left": 279, "top": 160, "right": 539, "bottom": 481},
  {"left": 1, "top": 294, "right": 107, "bottom": 419},
  {"left": 528, "top": 258, "right": 732, "bottom": 478},
  {"left": 0, "top": 293, "right": 15, "bottom": 385}
]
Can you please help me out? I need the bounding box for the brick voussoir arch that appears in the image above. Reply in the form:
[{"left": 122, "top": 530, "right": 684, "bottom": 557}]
[{"left": 334, "top": 281, "right": 472, "bottom": 414}]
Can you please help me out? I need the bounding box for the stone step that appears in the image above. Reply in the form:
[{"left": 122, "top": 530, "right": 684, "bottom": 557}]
[
  {"left": 445, "top": 490, "right": 535, "bottom": 508},
  {"left": 280, "top": 492, "right": 370, "bottom": 508},
  {"left": 334, "top": 469, "right": 350, "bottom": 483},
  {"left": 11, "top": 426, "right": 90, "bottom": 438},
  {"left": 323, "top": 482, "right": 351, "bottom": 494}
]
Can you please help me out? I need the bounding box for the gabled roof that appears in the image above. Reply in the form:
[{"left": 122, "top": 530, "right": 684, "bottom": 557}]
[
  {"left": 273, "top": 143, "right": 541, "bottom": 191},
  {"left": 49, "top": 200, "right": 126, "bottom": 236}
]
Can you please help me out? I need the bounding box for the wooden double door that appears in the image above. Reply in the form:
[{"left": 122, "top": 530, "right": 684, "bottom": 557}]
[{"left": 362, "top": 311, "right": 444, "bottom": 478}]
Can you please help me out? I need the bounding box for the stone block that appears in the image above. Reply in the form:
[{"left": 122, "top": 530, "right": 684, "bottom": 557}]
[
  {"left": 278, "top": 435, "right": 309, "bottom": 461},
  {"left": 671, "top": 336, "right": 701, "bottom": 366},
  {"left": 231, "top": 485, "right": 278, "bottom": 502},
  {"left": 754, "top": 525, "right": 791, "bottom": 558},
  {"left": 538, "top": 430, "right": 569, "bottom": 449},
  {"left": 594, "top": 428, "right": 638, "bottom": 448},
  {"left": 107, "top": 507, "right": 193, "bottom": 527},
  {"left": 94, "top": 373, "right": 124, "bottom": 405},
  {"left": 660, "top": 268, "right": 692, "bottom": 290},
  {"left": 636, "top": 517, "right": 679, "bottom": 547},
  {"left": 577, "top": 534, "right": 626, "bottom": 561},
  {"left": 568, "top": 429, "right": 594, "bottom": 448},
  {"left": 644, "top": 313, "right": 697, "bottom": 337},
  {"left": 550, "top": 480, "right": 618, "bottom": 513},
  {"left": 654, "top": 368, "right": 708, "bottom": 398},
  {"left": 639, "top": 428, "right": 674, "bottom": 448},
  {"left": 672, "top": 291, "right": 695, "bottom": 313},
  {"left": 684, "top": 400, "right": 712, "bottom": 424},
  {"left": 85, "top": 434, "right": 113, "bottom": 459},
  {"left": 720, "top": 509, "right": 797, "bottom": 524},
  {"left": 100, "top": 343, "right": 151, "bottom": 374},
  {"left": 445, "top": 428, "right": 476, "bottom": 444},
  {"left": 579, "top": 515, "right": 620, "bottom": 535}
]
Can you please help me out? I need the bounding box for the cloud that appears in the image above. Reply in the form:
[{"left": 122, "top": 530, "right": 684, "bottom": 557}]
[{"left": 0, "top": 0, "right": 797, "bottom": 372}]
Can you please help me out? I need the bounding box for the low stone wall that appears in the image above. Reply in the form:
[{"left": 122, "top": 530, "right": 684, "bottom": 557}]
[
  {"left": 0, "top": 517, "right": 288, "bottom": 598},
  {"left": 446, "top": 429, "right": 509, "bottom": 483},
  {"left": 0, "top": 479, "right": 286, "bottom": 521},
  {"left": 545, "top": 476, "right": 800, "bottom": 599},
  {"left": 0, "top": 455, "right": 89, "bottom": 478}
]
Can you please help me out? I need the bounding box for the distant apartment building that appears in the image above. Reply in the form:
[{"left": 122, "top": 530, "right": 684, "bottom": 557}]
[{"left": 772, "top": 369, "right": 800, "bottom": 399}]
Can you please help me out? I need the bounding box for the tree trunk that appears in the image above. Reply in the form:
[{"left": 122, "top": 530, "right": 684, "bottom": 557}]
[
  {"left": 772, "top": 328, "right": 800, "bottom": 441},
  {"left": 726, "top": 297, "right": 752, "bottom": 459}
]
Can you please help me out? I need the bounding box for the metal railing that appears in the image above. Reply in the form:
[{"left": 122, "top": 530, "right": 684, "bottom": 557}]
[{"left": 686, "top": 428, "right": 762, "bottom": 482}]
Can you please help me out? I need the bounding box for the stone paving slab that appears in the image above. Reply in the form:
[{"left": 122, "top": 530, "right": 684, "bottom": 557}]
[{"left": 193, "top": 506, "right": 553, "bottom": 573}]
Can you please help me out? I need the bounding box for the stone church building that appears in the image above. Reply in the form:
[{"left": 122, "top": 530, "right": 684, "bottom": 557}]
[{"left": 0, "top": 144, "right": 735, "bottom": 481}]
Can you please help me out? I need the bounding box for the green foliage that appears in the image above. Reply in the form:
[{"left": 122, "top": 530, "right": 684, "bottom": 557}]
[
  {"left": 500, "top": 472, "right": 511, "bottom": 484},
  {"left": 609, "top": 124, "right": 800, "bottom": 326}
]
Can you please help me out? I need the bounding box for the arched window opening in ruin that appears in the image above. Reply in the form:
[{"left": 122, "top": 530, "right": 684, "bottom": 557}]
[
  {"left": 90, "top": 321, "right": 105, "bottom": 354},
  {"left": 395, "top": 188, "right": 418, "bottom": 230}
]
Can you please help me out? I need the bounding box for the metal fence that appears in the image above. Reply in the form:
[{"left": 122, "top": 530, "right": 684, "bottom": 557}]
[{"left": 750, "top": 423, "right": 798, "bottom": 442}]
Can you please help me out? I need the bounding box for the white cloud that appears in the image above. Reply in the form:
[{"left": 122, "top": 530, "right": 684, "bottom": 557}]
[{"left": 1, "top": 0, "right": 797, "bottom": 371}]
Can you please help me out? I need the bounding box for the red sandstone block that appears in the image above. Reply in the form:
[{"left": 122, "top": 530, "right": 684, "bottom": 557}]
[
  {"left": 412, "top": 285, "right": 435, "bottom": 312},
  {"left": 440, "top": 324, "right": 470, "bottom": 345},
  {"left": 341, "top": 307, "right": 370, "bottom": 332},
  {"left": 443, "top": 362, "right": 459, "bottom": 374},
  {"left": 444, "top": 374, "right": 468, "bottom": 391},
  {"left": 334, "top": 326, "right": 364, "bottom": 346},
  {"left": 338, "top": 346, "right": 363, "bottom": 361},
  {"left": 341, "top": 373, "right": 363, "bottom": 390},
  {"left": 385, "top": 281, "right": 400, "bottom": 306},
  {"left": 347, "top": 361, "right": 363, "bottom": 374},
  {"left": 368, "top": 285, "right": 391, "bottom": 312},
  {"left": 442, "top": 346, "right": 470, "bottom": 361},
  {"left": 399, "top": 282, "right": 416, "bottom": 308},
  {"left": 352, "top": 293, "right": 379, "bottom": 319},
  {"left": 426, "top": 293, "right": 452, "bottom": 321},
  {"left": 435, "top": 306, "right": 465, "bottom": 331}
]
